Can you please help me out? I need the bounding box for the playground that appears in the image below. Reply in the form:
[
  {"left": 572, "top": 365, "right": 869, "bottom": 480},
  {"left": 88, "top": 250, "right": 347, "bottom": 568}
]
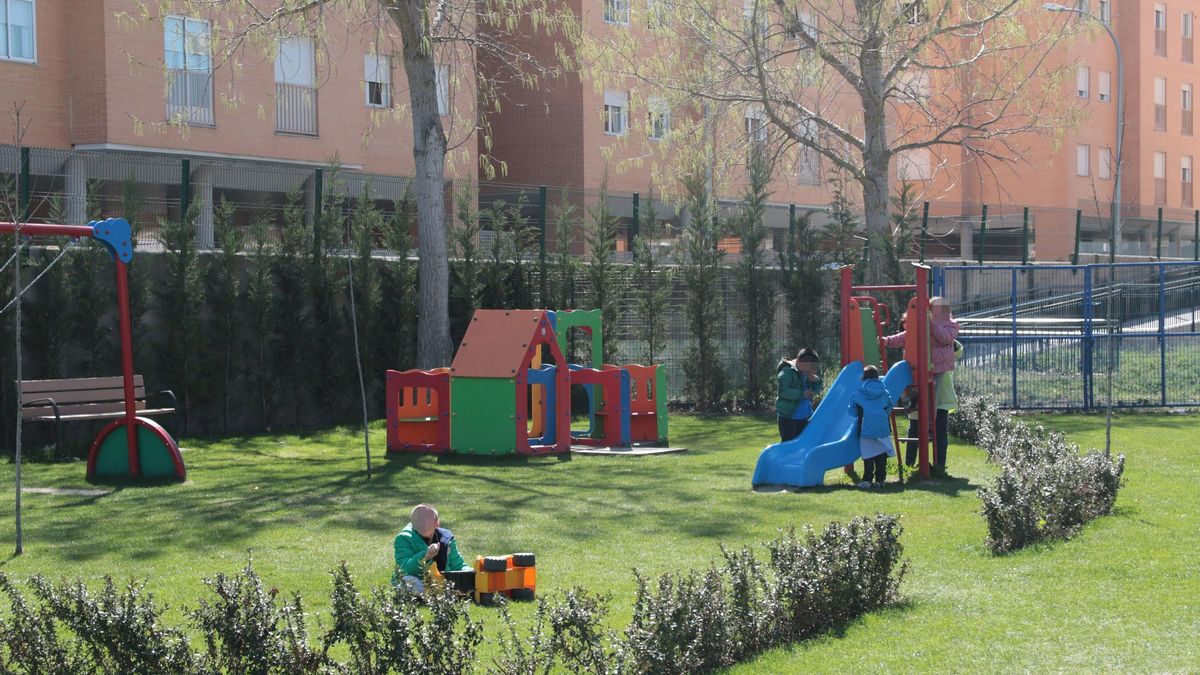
[{"left": 0, "top": 412, "right": 1194, "bottom": 669}]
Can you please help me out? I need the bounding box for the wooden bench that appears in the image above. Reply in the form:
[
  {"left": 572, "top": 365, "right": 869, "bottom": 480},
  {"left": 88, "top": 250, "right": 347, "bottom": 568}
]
[{"left": 20, "top": 376, "right": 176, "bottom": 453}]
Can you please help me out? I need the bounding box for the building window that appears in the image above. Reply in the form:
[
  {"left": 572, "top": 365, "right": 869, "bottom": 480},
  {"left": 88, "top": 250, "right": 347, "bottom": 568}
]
[
  {"left": 435, "top": 63, "right": 449, "bottom": 116},
  {"left": 797, "top": 119, "right": 819, "bottom": 184},
  {"left": 898, "top": 0, "right": 928, "bottom": 25},
  {"left": 745, "top": 104, "right": 767, "bottom": 146},
  {"left": 1185, "top": 11, "right": 1194, "bottom": 37},
  {"left": 0, "top": 0, "right": 35, "bottom": 62},
  {"left": 1099, "top": 0, "right": 1111, "bottom": 25},
  {"left": 275, "top": 36, "right": 317, "bottom": 135},
  {"left": 898, "top": 69, "right": 930, "bottom": 102},
  {"left": 604, "top": 0, "right": 630, "bottom": 25},
  {"left": 1076, "top": 144, "right": 1090, "bottom": 177},
  {"left": 647, "top": 97, "right": 669, "bottom": 140},
  {"left": 1155, "top": 4, "right": 1168, "bottom": 56},
  {"left": 1076, "top": 66, "right": 1089, "bottom": 98},
  {"left": 1155, "top": 77, "right": 1167, "bottom": 131},
  {"left": 1184, "top": 83, "right": 1194, "bottom": 135},
  {"left": 785, "top": 10, "right": 815, "bottom": 41},
  {"left": 1184, "top": 155, "right": 1194, "bottom": 207},
  {"left": 1098, "top": 71, "right": 1111, "bottom": 102},
  {"left": 1099, "top": 147, "right": 1112, "bottom": 180},
  {"left": 603, "top": 90, "right": 628, "bottom": 135},
  {"left": 364, "top": 55, "right": 391, "bottom": 108},
  {"left": 898, "top": 148, "right": 932, "bottom": 181},
  {"left": 1155, "top": 151, "right": 1167, "bottom": 204},
  {"left": 164, "top": 16, "right": 213, "bottom": 125}
]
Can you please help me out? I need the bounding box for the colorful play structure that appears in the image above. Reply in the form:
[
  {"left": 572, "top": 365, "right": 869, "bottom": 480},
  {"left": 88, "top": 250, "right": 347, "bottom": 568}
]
[
  {"left": 753, "top": 264, "right": 935, "bottom": 488},
  {"left": 1, "top": 218, "right": 186, "bottom": 482},
  {"left": 386, "top": 308, "right": 668, "bottom": 456}
]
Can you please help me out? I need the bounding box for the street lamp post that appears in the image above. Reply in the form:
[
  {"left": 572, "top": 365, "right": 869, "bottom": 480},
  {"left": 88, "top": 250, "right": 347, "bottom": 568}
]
[{"left": 1044, "top": 2, "right": 1122, "bottom": 457}]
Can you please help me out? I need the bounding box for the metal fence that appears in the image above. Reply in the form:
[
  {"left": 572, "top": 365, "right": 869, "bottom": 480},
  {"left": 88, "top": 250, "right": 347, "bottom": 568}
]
[{"left": 936, "top": 262, "right": 1200, "bottom": 409}]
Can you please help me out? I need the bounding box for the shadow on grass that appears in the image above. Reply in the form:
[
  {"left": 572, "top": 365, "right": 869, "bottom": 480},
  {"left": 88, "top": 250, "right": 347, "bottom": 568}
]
[{"left": 898, "top": 475, "right": 976, "bottom": 496}]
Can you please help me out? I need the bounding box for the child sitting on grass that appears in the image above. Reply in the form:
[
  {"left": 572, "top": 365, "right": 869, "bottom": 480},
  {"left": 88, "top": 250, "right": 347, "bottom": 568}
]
[{"left": 849, "top": 365, "right": 895, "bottom": 489}]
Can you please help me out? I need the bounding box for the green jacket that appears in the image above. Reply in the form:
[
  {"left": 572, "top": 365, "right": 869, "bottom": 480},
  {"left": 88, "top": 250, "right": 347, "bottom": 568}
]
[
  {"left": 775, "top": 359, "right": 823, "bottom": 417},
  {"left": 392, "top": 524, "right": 469, "bottom": 582}
]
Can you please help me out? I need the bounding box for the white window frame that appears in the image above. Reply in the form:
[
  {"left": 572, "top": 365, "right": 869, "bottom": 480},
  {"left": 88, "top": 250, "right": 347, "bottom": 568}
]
[
  {"left": 797, "top": 118, "right": 820, "bottom": 185},
  {"left": 1099, "top": 147, "right": 1113, "bottom": 180},
  {"left": 275, "top": 36, "right": 315, "bottom": 87},
  {"left": 164, "top": 15, "right": 213, "bottom": 125},
  {"left": 647, "top": 97, "right": 669, "bottom": 140},
  {"left": 1, "top": 0, "right": 37, "bottom": 63},
  {"left": 1155, "top": 4, "right": 1167, "bottom": 31},
  {"left": 1098, "top": 71, "right": 1111, "bottom": 102},
  {"left": 364, "top": 54, "right": 391, "bottom": 108},
  {"left": 1155, "top": 77, "right": 1167, "bottom": 105},
  {"left": 785, "top": 10, "right": 815, "bottom": 41},
  {"left": 1076, "top": 144, "right": 1090, "bottom": 177},
  {"left": 435, "top": 63, "right": 450, "bottom": 116},
  {"left": 745, "top": 104, "right": 767, "bottom": 145},
  {"left": 1076, "top": 65, "right": 1089, "bottom": 98},
  {"left": 1183, "top": 83, "right": 1193, "bottom": 110},
  {"left": 1155, "top": 151, "right": 1167, "bottom": 180},
  {"left": 603, "top": 0, "right": 630, "bottom": 25},
  {"left": 1185, "top": 11, "right": 1194, "bottom": 37},
  {"left": 1183, "top": 155, "right": 1193, "bottom": 183},
  {"left": 1099, "top": 0, "right": 1111, "bottom": 25},
  {"left": 898, "top": 148, "right": 932, "bottom": 181},
  {"left": 603, "top": 90, "right": 629, "bottom": 135}
]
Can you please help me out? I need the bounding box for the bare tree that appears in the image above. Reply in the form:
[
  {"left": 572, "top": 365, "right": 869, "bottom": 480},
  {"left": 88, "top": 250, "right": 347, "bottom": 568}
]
[
  {"left": 586, "top": 0, "right": 1082, "bottom": 282},
  {"left": 133, "top": 0, "right": 572, "bottom": 366}
]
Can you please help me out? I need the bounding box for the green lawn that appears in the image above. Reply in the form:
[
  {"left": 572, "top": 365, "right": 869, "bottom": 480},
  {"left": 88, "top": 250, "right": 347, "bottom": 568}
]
[{"left": 0, "top": 412, "right": 1196, "bottom": 671}]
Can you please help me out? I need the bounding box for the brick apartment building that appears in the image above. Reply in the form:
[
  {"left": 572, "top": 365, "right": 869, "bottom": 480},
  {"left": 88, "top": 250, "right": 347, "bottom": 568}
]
[
  {"left": 483, "top": 0, "right": 1200, "bottom": 262},
  {"left": 0, "top": 0, "right": 476, "bottom": 245}
]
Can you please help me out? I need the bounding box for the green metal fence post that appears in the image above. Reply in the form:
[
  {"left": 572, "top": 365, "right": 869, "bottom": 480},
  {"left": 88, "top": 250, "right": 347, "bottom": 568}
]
[
  {"left": 18, "top": 147, "right": 30, "bottom": 223},
  {"left": 788, "top": 203, "right": 796, "bottom": 271},
  {"left": 312, "top": 168, "right": 324, "bottom": 258},
  {"left": 1194, "top": 210, "right": 1198, "bottom": 261},
  {"left": 539, "top": 185, "right": 548, "bottom": 304},
  {"left": 180, "top": 158, "right": 191, "bottom": 223},
  {"left": 1080, "top": 208, "right": 1089, "bottom": 264},
  {"left": 977, "top": 204, "right": 988, "bottom": 264},
  {"left": 1156, "top": 206, "right": 1163, "bottom": 260},
  {"left": 1021, "top": 206, "right": 1030, "bottom": 264},
  {"left": 919, "top": 201, "right": 929, "bottom": 263},
  {"left": 630, "top": 191, "right": 639, "bottom": 260}
]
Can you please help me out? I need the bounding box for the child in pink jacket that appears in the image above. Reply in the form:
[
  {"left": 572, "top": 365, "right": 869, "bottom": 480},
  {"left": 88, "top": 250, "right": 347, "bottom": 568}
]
[{"left": 881, "top": 299, "right": 960, "bottom": 475}]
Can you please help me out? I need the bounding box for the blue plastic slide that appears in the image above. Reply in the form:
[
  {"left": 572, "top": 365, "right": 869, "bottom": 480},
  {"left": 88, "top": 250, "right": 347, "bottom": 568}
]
[{"left": 753, "top": 360, "right": 912, "bottom": 488}]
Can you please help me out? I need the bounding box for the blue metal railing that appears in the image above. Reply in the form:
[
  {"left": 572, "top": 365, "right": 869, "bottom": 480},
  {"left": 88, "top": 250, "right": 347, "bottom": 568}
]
[{"left": 938, "top": 262, "right": 1200, "bottom": 409}]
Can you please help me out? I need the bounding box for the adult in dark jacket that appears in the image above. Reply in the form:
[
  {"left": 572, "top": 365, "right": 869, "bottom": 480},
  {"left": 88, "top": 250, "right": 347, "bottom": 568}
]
[
  {"left": 775, "top": 348, "right": 823, "bottom": 442},
  {"left": 393, "top": 503, "right": 471, "bottom": 593}
]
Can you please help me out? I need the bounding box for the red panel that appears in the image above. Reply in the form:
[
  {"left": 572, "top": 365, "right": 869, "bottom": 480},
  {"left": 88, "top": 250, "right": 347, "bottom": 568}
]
[
  {"left": 386, "top": 368, "right": 450, "bottom": 453},
  {"left": 517, "top": 314, "right": 570, "bottom": 455},
  {"left": 569, "top": 367, "right": 624, "bottom": 447},
  {"left": 451, "top": 310, "right": 553, "bottom": 379},
  {"left": 624, "top": 364, "right": 661, "bottom": 442}
]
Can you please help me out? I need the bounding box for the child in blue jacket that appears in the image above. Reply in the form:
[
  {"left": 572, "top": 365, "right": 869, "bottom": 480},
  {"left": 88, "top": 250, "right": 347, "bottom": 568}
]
[{"left": 848, "top": 365, "right": 895, "bottom": 489}]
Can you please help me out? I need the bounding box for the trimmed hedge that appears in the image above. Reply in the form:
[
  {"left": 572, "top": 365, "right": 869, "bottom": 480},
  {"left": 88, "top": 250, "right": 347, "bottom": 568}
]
[
  {"left": 0, "top": 516, "right": 905, "bottom": 674},
  {"left": 951, "top": 395, "right": 1126, "bottom": 554}
]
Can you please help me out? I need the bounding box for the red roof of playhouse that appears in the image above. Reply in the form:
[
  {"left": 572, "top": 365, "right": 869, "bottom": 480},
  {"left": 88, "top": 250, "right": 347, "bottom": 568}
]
[{"left": 450, "top": 310, "right": 557, "bottom": 378}]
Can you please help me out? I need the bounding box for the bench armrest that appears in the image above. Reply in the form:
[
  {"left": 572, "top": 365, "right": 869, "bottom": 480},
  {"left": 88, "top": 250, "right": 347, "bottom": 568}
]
[
  {"left": 149, "top": 389, "right": 178, "bottom": 410},
  {"left": 21, "top": 397, "right": 61, "bottom": 421}
]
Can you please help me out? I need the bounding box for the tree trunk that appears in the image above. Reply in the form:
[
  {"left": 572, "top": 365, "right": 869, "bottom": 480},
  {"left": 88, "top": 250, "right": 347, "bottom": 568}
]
[
  {"left": 386, "top": 1, "right": 452, "bottom": 367},
  {"left": 857, "top": 6, "right": 890, "bottom": 286}
]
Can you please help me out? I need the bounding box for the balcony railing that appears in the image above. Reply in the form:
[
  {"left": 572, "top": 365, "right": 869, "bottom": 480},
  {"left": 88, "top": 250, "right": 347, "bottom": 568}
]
[
  {"left": 1185, "top": 36, "right": 1194, "bottom": 63},
  {"left": 1156, "top": 178, "right": 1167, "bottom": 205},
  {"left": 1184, "top": 180, "right": 1194, "bottom": 208},
  {"left": 1184, "top": 109, "right": 1194, "bottom": 136},
  {"left": 1156, "top": 28, "right": 1167, "bottom": 56},
  {"left": 276, "top": 83, "right": 318, "bottom": 135},
  {"left": 1155, "top": 104, "right": 1167, "bottom": 131},
  {"left": 166, "top": 70, "right": 214, "bottom": 126}
]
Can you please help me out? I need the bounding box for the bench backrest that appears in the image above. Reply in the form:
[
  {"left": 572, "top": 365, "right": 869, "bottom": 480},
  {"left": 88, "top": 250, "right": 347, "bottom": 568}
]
[{"left": 19, "top": 376, "right": 146, "bottom": 419}]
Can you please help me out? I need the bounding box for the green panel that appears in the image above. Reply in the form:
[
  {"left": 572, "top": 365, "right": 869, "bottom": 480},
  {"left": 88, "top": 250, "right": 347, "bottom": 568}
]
[
  {"left": 94, "top": 424, "right": 180, "bottom": 478},
  {"left": 451, "top": 377, "right": 518, "bottom": 455},
  {"left": 554, "top": 309, "right": 603, "bottom": 366},
  {"left": 859, "top": 307, "right": 882, "bottom": 368},
  {"left": 137, "top": 427, "right": 179, "bottom": 478},
  {"left": 94, "top": 426, "right": 132, "bottom": 477},
  {"left": 655, "top": 368, "right": 669, "bottom": 442}
]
